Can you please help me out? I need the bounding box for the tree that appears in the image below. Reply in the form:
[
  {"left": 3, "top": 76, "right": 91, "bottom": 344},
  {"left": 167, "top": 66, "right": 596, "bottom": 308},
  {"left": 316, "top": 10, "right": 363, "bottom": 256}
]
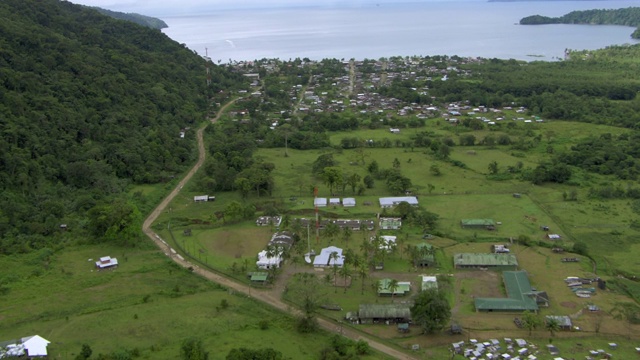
[
  {"left": 321, "top": 167, "right": 343, "bottom": 195},
  {"left": 357, "top": 263, "right": 368, "bottom": 295},
  {"left": 411, "top": 289, "right": 451, "bottom": 334},
  {"left": 180, "top": 338, "right": 209, "bottom": 360},
  {"left": 522, "top": 310, "right": 541, "bottom": 336},
  {"left": 392, "top": 158, "right": 401, "bottom": 169},
  {"left": 287, "top": 273, "right": 326, "bottom": 333},
  {"left": 545, "top": 317, "right": 560, "bottom": 339},
  {"left": 488, "top": 161, "right": 499, "bottom": 175},
  {"left": 363, "top": 174, "right": 374, "bottom": 189},
  {"left": 341, "top": 226, "right": 352, "bottom": 244},
  {"left": 278, "top": 123, "right": 293, "bottom": 157},
  {"left": 75, "top": 344, "right": 92, "bottom": 360},
  {"left": 338, "top": 264, "right": 351, "bottom": 293},
  {"left": 324, "top": 221, "right": 340, "bottom": 242},
  {"left": 226, "top": 348, "right": 283, "bottom": 360},
  {"left": 430, "top": 164, "right": 441, "bottom": 176},
  {"left": 330, "top": 252, "right": 340, "bottom": 293},
  {"left": 388, "top": 279, "right": 399, "bottom": 300}
]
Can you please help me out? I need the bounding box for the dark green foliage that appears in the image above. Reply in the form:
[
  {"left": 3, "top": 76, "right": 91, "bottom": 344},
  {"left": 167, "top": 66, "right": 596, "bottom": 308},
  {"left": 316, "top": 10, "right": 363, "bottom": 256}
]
[
  {"left": 520, "top": 7, "right": 640, "bottom": 39},
  {"left": 226, "top": 347, "right": 283, "bottom": 360},
  {"left": 318, "top": 335, "right": 369, "bottom": 360},
  {"left": 411, "top": 289, "right": 451, "bottom": 334},
  {"left": 75, "top": 344, "right": 93, "bottom": 360},
  {"left": 180, "top": 338, "right": 209, "bottom": 360},
  {"left": 91, "top": 7, "right": 168, "bottom": 29},
  {"left": 0, "top": 0, "right": 244, "bottom": 252}
]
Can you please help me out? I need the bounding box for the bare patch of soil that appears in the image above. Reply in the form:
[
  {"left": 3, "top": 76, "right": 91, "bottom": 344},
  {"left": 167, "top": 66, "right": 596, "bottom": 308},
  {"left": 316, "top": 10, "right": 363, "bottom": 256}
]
[{"left": 561, "top": 301, "right": 577, "bottom": 308}]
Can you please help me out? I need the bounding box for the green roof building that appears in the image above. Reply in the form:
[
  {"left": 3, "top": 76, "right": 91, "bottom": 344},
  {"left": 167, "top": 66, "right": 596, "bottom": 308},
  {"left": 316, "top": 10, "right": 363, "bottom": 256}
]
[
  {"left": 454, "top": 253, "right": 518, "bottom": 270},
  {"left": 377, "top": 278, "right": 411, "bottom": 296},
  {"left": 474, "top": 271, "right": 539, "bottom": 312},
  {"left": 460, "top": 219, "right": 496, "bottom": 229}
]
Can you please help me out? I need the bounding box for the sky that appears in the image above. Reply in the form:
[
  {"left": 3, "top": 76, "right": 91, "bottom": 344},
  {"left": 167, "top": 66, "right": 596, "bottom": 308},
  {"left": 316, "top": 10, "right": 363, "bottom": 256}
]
[{"left": 67, "top": 0, "right": 466, "bottom": 16}]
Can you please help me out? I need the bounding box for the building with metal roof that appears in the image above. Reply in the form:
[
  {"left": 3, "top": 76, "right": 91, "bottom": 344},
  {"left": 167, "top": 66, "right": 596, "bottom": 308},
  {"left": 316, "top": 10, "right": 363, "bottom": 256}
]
[
  {"left": 377, "top": 278, "right": 411, "bottom": 296},
  {"left": 357, "top": 304, "right": 412, "bottom": 324},
  {"left": 460, "top": 219, "right": 496, "bottom": 229},
  {"left": 379, "top": 217, "right": 402, "bottom": 230},
  {"left": 454, "top": 253, "right": 518, "bottom": 270},
  {"left": 379, "top": 196, "right": 419, "bottom": 208},
  {"left": 474, "top": 271, "right": 539, "bottom": 312},
  {"left": 313, "top": 246, "right": 345, "bottom": 268},
  {"left": 420, "top": 275, "right": 438, "bottom": 291}
]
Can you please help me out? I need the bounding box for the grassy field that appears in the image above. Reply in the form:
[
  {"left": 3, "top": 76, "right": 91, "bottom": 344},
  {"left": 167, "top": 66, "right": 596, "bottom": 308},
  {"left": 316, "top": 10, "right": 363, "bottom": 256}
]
[{"left": 0, "top": 245, "right": 384, "bottom": 360}]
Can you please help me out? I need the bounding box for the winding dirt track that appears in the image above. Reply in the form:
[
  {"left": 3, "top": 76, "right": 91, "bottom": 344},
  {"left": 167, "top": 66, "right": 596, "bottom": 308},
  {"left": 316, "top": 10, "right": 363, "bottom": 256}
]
[{"left": 141, "top": 99, "right": 419, "bottom": 360}]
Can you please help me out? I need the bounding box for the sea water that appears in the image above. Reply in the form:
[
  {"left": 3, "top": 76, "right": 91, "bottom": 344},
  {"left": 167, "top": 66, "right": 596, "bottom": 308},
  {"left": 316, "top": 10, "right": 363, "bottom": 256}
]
[{"left": 161, "top": 1, "right": 640, "bottom": 61}]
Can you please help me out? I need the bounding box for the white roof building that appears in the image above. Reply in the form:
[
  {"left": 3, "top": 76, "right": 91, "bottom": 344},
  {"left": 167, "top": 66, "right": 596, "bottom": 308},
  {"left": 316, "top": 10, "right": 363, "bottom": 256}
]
[
  {"left": 95, "top": 256, "right": 118, "bottom": 269},
  {"left": 342, "top": 198, "right": 356, "bottom": 207},
  {"left": 314, "top": 198, "right": 327, "bottom": 207},
  {"left": 313, "top": 246, "right": 344, "bottom": 268},
  {"left": 256, "top": 250, "right": 283, "bottom": 270},
  {"left": 379, "top": 196, "right": 419, "bottom": 208},
  {"left": 329, "top": 198, "right": 341, "bottom": 206},
  {"left": 193, "top": 195, "right": 209, "bottom": 202},
  {"left": 0, "top": 335, "right": 50, "bottom": 358}
]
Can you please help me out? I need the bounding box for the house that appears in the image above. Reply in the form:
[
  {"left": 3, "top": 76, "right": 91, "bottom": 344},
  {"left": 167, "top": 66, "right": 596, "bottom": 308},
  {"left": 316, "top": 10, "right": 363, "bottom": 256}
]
[
  {"left": 420, "top": 275, "right": 438, "bottom": 291},
  {"left": 256, "top": 216, "right": 282, "bottom": 227},
  {"left": 342, "top": 198, "right": 356, "bottom": 207},
  {"left": 377, "top": 278, "right": 411, "bottom": 296},
  {"left": 460, "top": 219, "right": 496, "bottom": 230},
  {"left": 547, "top": 234, "right": 562, "bottom": 240},
  {"left": 248, "top": 272, "right": 268, "bottom": 283},
  {"left": 95, "top": 256, "right": 118, "bottom": 269},
  {"left": 379, "top": 196, "right": 419, "bottom": 208},
  {"left": 329, "top": 198, "right": 341, "bottom": 206},
  {"left": 390, "top": 128, "right": 400, "bottom": 134},
  {"left": 357, "top": 303, "right": 412, "bottom": 324},
  {"left": 379, "top": 217, "right": 402, "bottom": 230},
  {"left": 314, "top": 198, "right": 327, "bottom": 207},
  {"left": 313, "top": 246, "right": 345, "bottom": 268},
  {"left": 256, "top": 250, "right": 283, "bottom": 270},
  {"left": 493, "top": 244, "right": 510, "bottom": 254},
  {"left": 193, "top": 195, "right": 209, "bottom": 202},
  {"left": 454, "top": 253, "right": 518, "bottom": 270},
  {"left": 474, "top": 271, "right": 540, "bottom": 313},
  {"left": 546, "top": 315, "right": 572, "bottom": 330},
  {"left": 0, "top": 335, "right": 50, "bottom": 358}
]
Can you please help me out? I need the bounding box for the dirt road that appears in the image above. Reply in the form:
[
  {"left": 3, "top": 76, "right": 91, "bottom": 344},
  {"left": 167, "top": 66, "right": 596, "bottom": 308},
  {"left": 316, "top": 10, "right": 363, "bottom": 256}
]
[{"left": 141, "top": 99, "right": 419, "bottom": 360}]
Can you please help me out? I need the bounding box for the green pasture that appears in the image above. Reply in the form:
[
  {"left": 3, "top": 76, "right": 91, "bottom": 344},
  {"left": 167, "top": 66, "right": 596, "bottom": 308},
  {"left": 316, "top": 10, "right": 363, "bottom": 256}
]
[{"left": 0, "top": 246, "right": 378, "bottom": 360}]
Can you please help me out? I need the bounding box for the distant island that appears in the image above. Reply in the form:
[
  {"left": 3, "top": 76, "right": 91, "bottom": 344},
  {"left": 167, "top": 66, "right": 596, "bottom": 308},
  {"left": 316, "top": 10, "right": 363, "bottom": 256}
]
[
  {"left": 519, "top": 7, "right": 640, "bottom": 39},
  {"left": 90, "top": 7, "right": 168, "bottom": 30}
]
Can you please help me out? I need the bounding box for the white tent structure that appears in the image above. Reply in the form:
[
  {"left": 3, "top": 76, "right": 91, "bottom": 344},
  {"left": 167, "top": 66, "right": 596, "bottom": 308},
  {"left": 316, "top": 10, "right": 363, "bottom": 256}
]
[{"left": 314, "top": 198, "right": 327, "bottom": 207}]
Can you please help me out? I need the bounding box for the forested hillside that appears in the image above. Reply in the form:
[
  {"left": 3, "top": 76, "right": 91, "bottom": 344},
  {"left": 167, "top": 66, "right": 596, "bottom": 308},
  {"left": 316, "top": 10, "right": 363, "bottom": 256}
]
[
  {"left": 520, "top": 7, "right": 640, "bottom": 38},
  {"left": 0, "top": 0, "right": 244, "bottom": 253},
  {"left": 91, "top": 7, "right": 169, "bottom": 29}
]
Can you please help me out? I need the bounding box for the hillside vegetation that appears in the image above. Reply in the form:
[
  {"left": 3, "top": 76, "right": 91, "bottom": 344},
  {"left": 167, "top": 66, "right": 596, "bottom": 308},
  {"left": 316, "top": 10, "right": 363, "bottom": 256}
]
[
  {"left": 0, "top": 0, "right": 245, "bottom": 253},
  {"left": 520, "top": 7, "right": 640, "bottom": 38},
  {"left": 91, "top": 7, "right": 169, "bottom": 29}
]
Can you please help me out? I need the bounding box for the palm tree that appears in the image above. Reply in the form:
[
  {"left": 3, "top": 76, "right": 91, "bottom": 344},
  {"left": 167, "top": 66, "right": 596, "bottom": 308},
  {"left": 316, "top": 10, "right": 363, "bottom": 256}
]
[
  {"left": 324, "top": 221, "right": 340, "bottom": 242},
  {"left": 330, "top": 251, "right": 339, "bottom": 293},
  {"left": 358, "top": 264, "right": 368, "bottom": 295},
  {"left": 522, "top": 310, "right": 541, "bottom": 336},
  {"left": 388, "top": 279, "right": 399, "bottom": 301},
  {"left": 341, "top": 226, "right": 352, "bottom": 243},
  {"left": 545, "top": 317, "right": 560, "bottom": 339},
  {"left": 338, "top": 264, "right": 351, "bottom": 294}
]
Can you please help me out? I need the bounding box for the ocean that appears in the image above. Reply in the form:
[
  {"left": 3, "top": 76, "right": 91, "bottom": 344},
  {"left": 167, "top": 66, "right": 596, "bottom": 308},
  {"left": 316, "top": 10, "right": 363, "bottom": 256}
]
[{"left": 160, "top": 1, "right": 640, "bottom": 62}]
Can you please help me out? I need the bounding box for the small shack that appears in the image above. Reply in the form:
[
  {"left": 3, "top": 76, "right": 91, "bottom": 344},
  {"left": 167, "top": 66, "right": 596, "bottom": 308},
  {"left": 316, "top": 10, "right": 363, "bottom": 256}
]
[
  {"left": 546, "top": 315, "right": 572, "bottom": 331},
  {"left": 95, "top": 256, "right": 118, "bottom": 269},
  {"left": 342, "top": 198, "right": 356, "bottom": 207},
  {"left": 193, "top": 195, "right": 209, "bottom": 202}
]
